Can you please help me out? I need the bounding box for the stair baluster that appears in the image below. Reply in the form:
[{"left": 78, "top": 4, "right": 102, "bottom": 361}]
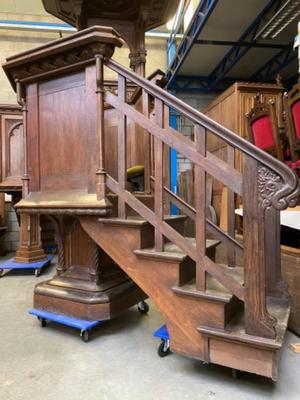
[
  {"left": 194, "top": 124, "right": 207, "bottom": 291},
  {"left": 118, "top": 75, "right": 127, "bottom": 219},
  {"left": 227, "top": 145, "right": 236, "bottom": 268},
  {"left": 154, "top": 98, "right": 164, "bottom": 252}
]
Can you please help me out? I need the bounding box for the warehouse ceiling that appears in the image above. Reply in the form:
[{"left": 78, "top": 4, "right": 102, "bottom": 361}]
[{"left": 167, "top": 0, "right": 299, "bottom": 92}]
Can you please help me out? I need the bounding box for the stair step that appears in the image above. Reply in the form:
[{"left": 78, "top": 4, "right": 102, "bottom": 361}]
[
  {"left": 98, "top": 214, "right": 186, "bottom": 227},
  {"left": 198, "top": 297, "right": 289, "bottom": 350},
  {"left": 164, "top": 238, "right": 219, "bottom": 254},
  {"left": 134, "top": 238, "right": 219, "bottom": 262},
  {"left": 172, "top": 275, "right": 233, "bottom": 303}
]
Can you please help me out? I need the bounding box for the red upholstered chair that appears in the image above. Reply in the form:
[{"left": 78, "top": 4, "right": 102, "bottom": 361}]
[
  {"left": 283, "top": 77, "right": 300, "bottom": 170},
  {"left": 246, "top": 95, "right": 291, "bottom": 166}
]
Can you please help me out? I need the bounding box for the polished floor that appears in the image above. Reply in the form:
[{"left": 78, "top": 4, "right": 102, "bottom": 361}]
[{"left": 1, "top": 255, "right": 300, "bottom": 400}]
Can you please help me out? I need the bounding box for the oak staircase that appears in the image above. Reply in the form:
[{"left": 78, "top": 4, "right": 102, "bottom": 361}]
[{"left": 78, "top": 56, "right": 299, "bottom": 380}]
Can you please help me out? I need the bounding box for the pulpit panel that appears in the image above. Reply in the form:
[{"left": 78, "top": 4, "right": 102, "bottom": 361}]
[{"left": 38, "top": 71, "right": 96, "bottom": 192}]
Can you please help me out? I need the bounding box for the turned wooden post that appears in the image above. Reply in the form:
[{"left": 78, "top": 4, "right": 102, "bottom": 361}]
[
  {"left": 95, "top": 54, "right": 107, "bottom": 201},
  {"left": 89, "top": 240, "right": 102, "bottom": 284},
  {"left": 243, "top": 155, "right": 276, "bottom": 339}
]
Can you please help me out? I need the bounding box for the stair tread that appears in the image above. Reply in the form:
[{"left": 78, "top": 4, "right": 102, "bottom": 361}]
[
  {"left": 217, "top": 263, "right": 244, "bottom": 285},
  {"left": 164, "top": 238, "right": 219, "bottom": 253},
  {"left": 172, "top": 275, "right": 233, "bottom": 302},
  {"left": 134, "top": 238, "right": 220, "bottom": 262},
  {"left": 98, "top": 215, "right": 187, "bottom": 227},
  {"left": 198, "top": 297, "right": 290, "bottom": 349}
]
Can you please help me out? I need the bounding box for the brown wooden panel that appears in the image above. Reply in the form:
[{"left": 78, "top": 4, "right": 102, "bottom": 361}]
[{"left": 38, "top": 72, "right": 94, "bottom": 192}]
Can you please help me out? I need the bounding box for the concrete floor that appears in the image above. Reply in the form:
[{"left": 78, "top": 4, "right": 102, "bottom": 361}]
[{"left": 1, "top": 256, "right": 300, "bottom": 400}]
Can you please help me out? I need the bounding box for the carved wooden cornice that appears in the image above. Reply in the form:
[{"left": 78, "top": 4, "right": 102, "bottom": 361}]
[{"left": 3, "top": 26, "right": 123, "bottom": 90}]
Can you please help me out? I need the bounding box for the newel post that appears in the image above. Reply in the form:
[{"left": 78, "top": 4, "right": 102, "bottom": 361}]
[
  {"left": 16, "top": 79, "right": 29, "bottom": 198},
  {"left": 243, "top": 155, "right": 276, "bottom": 339},
  {"left": 95, "top": 54, "right": 107, "bottom": 201},
  {"left": 93, "top": 32, "right": 123, "bottom": 201}
]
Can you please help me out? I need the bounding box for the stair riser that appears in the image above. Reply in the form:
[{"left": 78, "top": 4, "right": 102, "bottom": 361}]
[
  {"left": 206, "top": 337, "right": 278, "bottom": 380},
  {"left": 173, "top": 293, "right": 239, "bottom": 330}
]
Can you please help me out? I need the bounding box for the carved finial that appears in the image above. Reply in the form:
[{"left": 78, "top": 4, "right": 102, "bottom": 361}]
[{"left": 276, "top": 74, "right": 282, "bottom": 86}]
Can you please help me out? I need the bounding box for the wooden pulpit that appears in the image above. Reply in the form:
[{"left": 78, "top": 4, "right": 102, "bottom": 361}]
[{"left": 3, "top": 26, "right": 146, "bottom": 320}]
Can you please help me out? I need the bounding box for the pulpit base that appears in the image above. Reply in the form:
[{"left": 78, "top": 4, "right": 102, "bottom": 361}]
[{"left": 34, "top": 275, "right": 147, "bottom": 321}]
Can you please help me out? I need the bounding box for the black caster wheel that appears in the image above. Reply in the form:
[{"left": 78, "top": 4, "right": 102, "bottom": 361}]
[
  {"left": 38, "top": 317, "right": 47, "bottom": 328},
  {"left": 158, "top": 339, "right": 171, "bottom": 357},
  {"left": 232, "top": 369, "right": 241, "bottom": 379},
  {"left": 80, "top": 330, "right": 89, "bottom": 343},
  {"left": 35, "top": 269, "right": 41, "bottom": 277},
  {"left": 138, "top": 301, "right": 149, "bottom": 314}
]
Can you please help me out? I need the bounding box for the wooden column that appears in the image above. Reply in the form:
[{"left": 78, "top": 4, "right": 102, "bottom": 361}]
[
  {"left": 95, "top": 54, "right": 108, "bottom": 202},
  {"left": 89, "top": 240, "right": 102, "bottom": 284},
  {"left": 243, "top": 156, "right": 276, "bottom": 339},
  {"left": 15, "top": 213, "right": 45, "bottom": 263}
]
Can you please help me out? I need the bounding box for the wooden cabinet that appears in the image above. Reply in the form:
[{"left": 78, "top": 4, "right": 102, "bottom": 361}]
[{"left": 202, "top": 81, "right": 284, "bottom": 218}]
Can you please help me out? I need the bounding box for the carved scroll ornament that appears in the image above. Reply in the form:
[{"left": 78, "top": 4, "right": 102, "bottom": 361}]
[{"left": 258, "top": 165, "right": 299, "bottom": 210}]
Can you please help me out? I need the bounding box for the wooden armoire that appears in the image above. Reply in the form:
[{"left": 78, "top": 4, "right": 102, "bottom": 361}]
[{"left": 202, "top": 81, "right": 285, "bottom": 218}]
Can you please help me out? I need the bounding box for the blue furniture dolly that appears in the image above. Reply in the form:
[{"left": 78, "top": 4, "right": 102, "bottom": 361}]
[
  {"left": 29, "top": 309, "right": 103, "bottom": 342},
  {"left": 29, "top": 301, "right": 149, "bottom": 342},
  {"left": 0, "top": 254, "right": 54, "bottom": 278},
  {"left": 153, "top": 324, "right": 171, "bottom": 357}
]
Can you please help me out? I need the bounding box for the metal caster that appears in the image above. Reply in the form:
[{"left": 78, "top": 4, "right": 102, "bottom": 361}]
[
  {"left": 35, "top": 269, "right": 41, "bottom": 277},
  {"left": 158, "top": 339, "right": 171, "bottom": 357},
  {"left": 232, "top": 369, "right": 241, "bottom": 379},
  {"left": 138, "top": 301, "right": 149, "bottom": 314},
  {"left": 38, "top": 317, "right": 47, "bottom": 328},
  {"left": 80, "top": 330, "right": 89, "bottom": 343}
]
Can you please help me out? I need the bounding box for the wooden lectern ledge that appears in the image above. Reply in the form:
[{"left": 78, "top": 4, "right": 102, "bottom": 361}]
[{"left": 16, "top": 190, "right": 111, "bottom": 214}]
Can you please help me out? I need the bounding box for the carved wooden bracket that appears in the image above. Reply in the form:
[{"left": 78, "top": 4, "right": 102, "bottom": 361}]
[{"left": 258, "top": 164, "right": 299, "bottom": 210}]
